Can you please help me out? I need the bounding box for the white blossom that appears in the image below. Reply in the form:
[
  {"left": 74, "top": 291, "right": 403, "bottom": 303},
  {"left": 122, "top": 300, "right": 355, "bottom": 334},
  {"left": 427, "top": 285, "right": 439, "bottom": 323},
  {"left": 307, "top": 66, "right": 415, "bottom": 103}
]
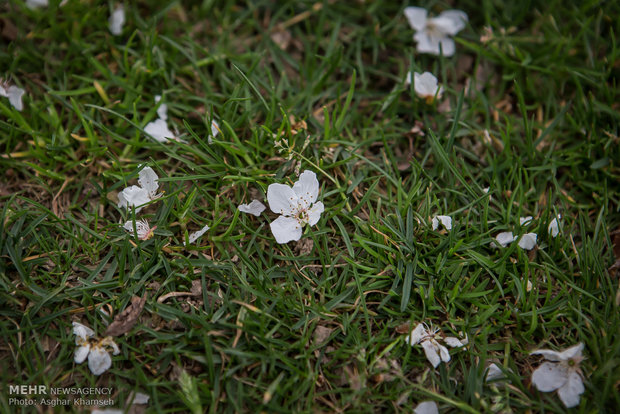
[
  {"left": 520, "top": 216, "right": 533, "bottom": 226},
  {"left": 187, "top": 224, "right": 210, "bottom": 245},
  {"left": 108, "top": 6, "right": 125, "bottom": 35},
  {"left": 405, "top": 323, "right": 467, "bottom": 368},
  {"left": 0, "top": 82, "right": 25, "bottom": 111},
  {"left": 71, "top": 322, "right": 120, "bottom": 376},
  {"left": 518, "top": 233, "right": 537, "bottom": 250},
  {"left": 431, "top": 215, "right": 452, "bottom": 231},
  {"left": 406, "top": 72, "right": 444, "bottom": 102},
  {"left": 238, "top": 200, "right": 266, "bottom": 216},
  {"left": 267, "top": 170, "right": 324, "bottom": 244},
  {"left": 548, "top": 214, "right": 561, "bottom": 238},
  {"left": 531, "top": 343, "right": 585, "bottom": 408},
  {"left": 404, "top": 7, "right": 468, "bottom": 56},
  {"left": 123, "top": 219, "right": 155, "bottom": 240},
  {"left": 495, "top": 231, "right": 514, "bottom": 247},
  {"left": 117, "top": 166, "right": 162, "bottom": 213},
  {"left": 414, "top": 401, "right": 438, "bottom": 414}
]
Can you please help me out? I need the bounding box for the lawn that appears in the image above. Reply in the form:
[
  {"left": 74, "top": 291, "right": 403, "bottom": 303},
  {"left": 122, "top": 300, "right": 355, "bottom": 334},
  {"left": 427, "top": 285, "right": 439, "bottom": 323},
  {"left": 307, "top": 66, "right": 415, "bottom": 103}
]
[{"left": 1, "top": 0, "right": 619, "bottom": 413}]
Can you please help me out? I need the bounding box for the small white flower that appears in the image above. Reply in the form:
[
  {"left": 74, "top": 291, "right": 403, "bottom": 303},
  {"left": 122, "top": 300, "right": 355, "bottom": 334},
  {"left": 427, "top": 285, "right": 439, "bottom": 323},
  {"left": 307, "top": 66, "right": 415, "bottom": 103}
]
[
  {"left": 187, "top": 224, "right": 210, "bottom": 245},
  {"left": 531, "top": 343, "right": 585, "bottom": 408},
  {"left": 431, "top": 215, "right": 452, "bottom": 231},
  {"left": 405, "top": 323, "right": 466, "bottom": 368},
  {"left": 123, "top": 219, "right": 156, "bottom": 240},
  {"left": 118, "top": 166, "right": 162, "bottom": 213},
  {"left": 109, "top": 6, "right": 125, "bottom": 36},
  {"left": 72, "top": 322, "right": 120, "bottom": 376},
  {"left": 548, "top": 214, "right": 561, "bottom": 238},
  {"left": 483, "top": 187, "right": 490, "bottom": 194},
  {"left": 520, "top": 216, "right": 533, "bottom": 226},
  {"left": 494, "top": 231, "right": 514, "bottom": 247},
  {"left": 404, "top": 7, "right": 468, "bottom": 56},
  {"left": 518, "top": 233, "right": 537, "bottom": 250},
  {"left": 267, "top": 170, "right": 324, "bottom": 244},
  {"left": 414, "top": 401, "right": 438, "bottom": 414},
  {"left": 238, "top": 200, "right": 266, "bottom": 216},
  {"left": 406, "top": 72, "right": 444, "bottom": 102},
  {"left": 144, "top": 118, "right": 176, "bottom": 143},
  {"left": 0, "top": 82, "right": 26, "bottom": 111}
]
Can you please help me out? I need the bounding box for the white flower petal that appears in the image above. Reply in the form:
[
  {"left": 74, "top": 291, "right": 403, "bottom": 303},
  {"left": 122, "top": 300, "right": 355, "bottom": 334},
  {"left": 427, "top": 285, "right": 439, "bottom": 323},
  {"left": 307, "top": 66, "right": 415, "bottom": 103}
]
[
  {"left": 557, "top": 343, "right": 584, "bottom": 361},
  {"left": 108, "top": 6, "right": 125, "bottom": 36},
  {"left": 485, "top": 363, "right": 505, "bottom": 382},
  {"left": 117, "top": 186, "right": 151, "bottom": 212},
  {"left": 420, "top": 339, "right": 442, "bottom": 368},
  {"left": 144, "top": 118, "right": 175, "bottom": 142},
  {"left": 518, "top": 233, "right": 537, "bottom": 250},
  {"left": 306, "top": 201, "right": 324, "bottom": 226},
  {"left": 155, "top": 95, "right": 168, "bottom": 121},
  {"left": 520, "top": 216, "right": 533, "bottom": 226},
  {"left": 88, "top": 346, "right": 112, "bottom": 376},
  {"left": 267, "top": 183, "right": 297, "bottom": 216},
  {"left": 7, "top": 86, "right": 25, "bottom": 111},
  {"left": 557, "top": 371, "right": 584, "bottom": 408},
  {"left": 414, "top": 72, "right": 442, "bottom": 99},
  {"left": 432, "top": 215, "right": 452, "bottom": 231},
  {"left": 138, "top": 166, "right": 160, "bottom": 198},
  {"left": 438, "top": 342, "right": 451, "bottom": 363},
  {"left": 270, "top": 216, "right": 303, "bottom": 244},
  {"left": 531, "top": 361, "right": 568, "bottom": 392},
  {"left": 403, "top": 7, "right": 427, "bottom": 31},
  {"left": 495, "top": 232, "right": 514, "bottom": 247},
  {"left": 26, "top": 0, "right": 48, "bottom": 9},
  {"left": 74, "top": 345, "right": 91, "bottom": 364},
  {"left": 130, "top": 392, "right": 150, "bottom": 405},
  {"left": 414, "top": 31, "right": 442, "bottom": 55},
  {"left": 531, "top": 348, "right": 564, "bottom": 362},
  {"left": 123, "top": 219, "right": 152, "bottom": 240},
  {"left": 293, "top": 170, "right": 320, "bottom": 208},
  {"left": 444, "top": 336, "right": 465, "bottom": 348},
  {"left": 72, "top": 322, "right": 95, "bottom": 342},
  {"left": 188, "top": 224, "right": 210, "bottom": 244},
  {"left": 238, "top": 200, "right": 266, "bottom": 216},
  {"left": 434, "top": 10, "right": 468, "bottom": 35},
  {"left": 211, "top": 119, "right": 220, "bottom": 138},
  {"left": 414, "top": 401, "right": 439, "bottom": 414},
  {"left": 548, "top": 215, "right": 561, "bottom": 238},
  {"left": 405, "top": 323, "right": 427, "bottom": 346}
]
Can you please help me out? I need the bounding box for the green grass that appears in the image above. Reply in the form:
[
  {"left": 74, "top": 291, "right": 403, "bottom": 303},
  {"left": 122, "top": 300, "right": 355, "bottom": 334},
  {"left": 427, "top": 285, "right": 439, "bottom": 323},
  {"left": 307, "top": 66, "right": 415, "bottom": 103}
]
[{"left": 1, "top": 0, "right": 619, "bottom": 412}]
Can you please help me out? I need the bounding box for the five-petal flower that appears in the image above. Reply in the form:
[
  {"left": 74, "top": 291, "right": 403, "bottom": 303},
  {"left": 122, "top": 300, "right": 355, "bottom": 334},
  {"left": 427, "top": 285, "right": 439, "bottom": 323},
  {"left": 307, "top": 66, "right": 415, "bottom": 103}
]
[
  {"left": 267, "top": 170, "right": 324, "bottom": 244},
  {"left": 531, "top": 343, "right": 585, "bottom": 408},
  {"left": 405, "top": 323, "right": 467, "bottom": 368},
  {"left": 404, "top": 7, "right": 468, "bottom": 56}
]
